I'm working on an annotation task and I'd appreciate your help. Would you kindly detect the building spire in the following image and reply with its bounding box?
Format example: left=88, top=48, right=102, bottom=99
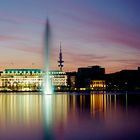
left=58, top=42, right=64, bottom=71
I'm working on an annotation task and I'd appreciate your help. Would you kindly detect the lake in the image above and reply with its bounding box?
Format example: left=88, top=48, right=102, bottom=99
left=0, top=92, right=140, bottom=140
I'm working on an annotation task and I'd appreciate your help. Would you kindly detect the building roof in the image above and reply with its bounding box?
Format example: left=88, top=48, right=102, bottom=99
left=3, top=69, right=66, bottom=75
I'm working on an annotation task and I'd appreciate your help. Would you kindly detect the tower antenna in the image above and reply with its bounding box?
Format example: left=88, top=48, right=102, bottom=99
left=58, top=42, right=64, bottom=71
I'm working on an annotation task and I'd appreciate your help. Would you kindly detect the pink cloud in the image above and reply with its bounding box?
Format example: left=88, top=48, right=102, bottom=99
left=94, top=32, right=140, bottom=50
left=0, top=35, right=21, bottom=41
left=57, top=7, right=140, bottom=50
left=60, top=47, right=140, bottom=73
left=10, top=45, right=43, bottom=54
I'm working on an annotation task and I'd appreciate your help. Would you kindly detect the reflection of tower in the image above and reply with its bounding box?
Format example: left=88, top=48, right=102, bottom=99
left=58, top=42, right=64, bottom=71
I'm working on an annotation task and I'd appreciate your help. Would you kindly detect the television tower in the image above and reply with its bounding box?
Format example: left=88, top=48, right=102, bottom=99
left=58, top=42, right=64, bottom=71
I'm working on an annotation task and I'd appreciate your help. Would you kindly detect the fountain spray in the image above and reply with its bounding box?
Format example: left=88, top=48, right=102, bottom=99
left=43, top=19, right=52, bottom=94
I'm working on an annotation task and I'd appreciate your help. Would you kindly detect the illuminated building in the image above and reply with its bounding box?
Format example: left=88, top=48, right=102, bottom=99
left=90, top=80, right=106, bottom=90
left=0, top=69, right=67, bottom=91
left=66, top=72, right=77, bottom=90
left=50, top=70, right=67, bottom=90
left=77, top=65, right=105, bottom=89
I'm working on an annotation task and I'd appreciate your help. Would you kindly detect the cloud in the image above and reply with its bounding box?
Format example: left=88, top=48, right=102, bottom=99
left=104, top=59, right=140, bottom=64
left=57, top=6, right=140, bottom=50
left=11, top=45, right=42, bottom=54
left=63, top=51, right=107, bottom=64
left=0, top=12, right=45, bottom=25
left=0, top=35, right=22, bottom=41
left=95, top=33, right=140, bottom=50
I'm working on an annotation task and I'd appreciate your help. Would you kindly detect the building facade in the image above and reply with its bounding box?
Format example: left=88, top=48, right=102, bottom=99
left=90, top=80, right=106, bottom=90
left=66, top=72, right=77, bottom=90
left=0, top=69, right=67, bottom=91
left=77, top=65, right=105, bottom=89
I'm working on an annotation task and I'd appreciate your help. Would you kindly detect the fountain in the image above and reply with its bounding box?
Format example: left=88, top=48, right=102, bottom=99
left=43, top=19, right=53, bottom=95
left=42, top=20, right=54, bottom=140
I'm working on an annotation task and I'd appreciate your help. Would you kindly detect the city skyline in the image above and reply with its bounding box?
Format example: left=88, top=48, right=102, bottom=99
left=0, top=0, right=140, bottom=73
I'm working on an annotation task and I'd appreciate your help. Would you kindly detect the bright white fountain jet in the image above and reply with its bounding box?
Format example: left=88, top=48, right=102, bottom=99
left=43, top=19, right=53, bottom=95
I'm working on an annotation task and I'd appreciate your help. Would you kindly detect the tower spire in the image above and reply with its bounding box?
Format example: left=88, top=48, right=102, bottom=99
left=58, top=42, right=64, bottom=71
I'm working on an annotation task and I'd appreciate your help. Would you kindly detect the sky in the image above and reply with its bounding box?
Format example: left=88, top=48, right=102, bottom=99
left=0, top=0, right=140, bottom=73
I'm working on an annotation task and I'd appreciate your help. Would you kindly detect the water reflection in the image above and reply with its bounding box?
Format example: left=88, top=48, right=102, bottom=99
left=0, top=92, right=140, bottom=140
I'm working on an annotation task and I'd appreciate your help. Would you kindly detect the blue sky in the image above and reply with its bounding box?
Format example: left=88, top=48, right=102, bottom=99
left=0, top=0, right=140, bottom=73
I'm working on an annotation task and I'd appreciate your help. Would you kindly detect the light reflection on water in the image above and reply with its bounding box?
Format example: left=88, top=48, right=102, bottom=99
left=0, top=92, right=140, bottom=140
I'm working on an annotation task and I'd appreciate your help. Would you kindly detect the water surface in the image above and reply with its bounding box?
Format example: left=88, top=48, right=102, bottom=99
left=0, top=92, right=140, bottom=140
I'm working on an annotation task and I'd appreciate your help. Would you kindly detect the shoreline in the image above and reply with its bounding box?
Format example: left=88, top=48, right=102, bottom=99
left=0, top=90, right=140, bottom=93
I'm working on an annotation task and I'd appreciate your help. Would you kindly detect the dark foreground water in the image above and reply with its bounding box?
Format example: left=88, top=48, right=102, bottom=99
left=0, top=92, right=140, bottom=140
